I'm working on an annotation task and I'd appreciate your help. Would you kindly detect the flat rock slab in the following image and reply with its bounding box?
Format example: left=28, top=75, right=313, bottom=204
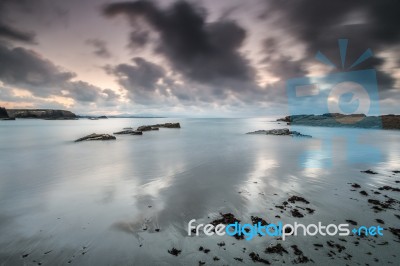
left=136, top=123, right=180, bottom=131
left=114, top=130, right=143, bottom=135
left=75, top=133, right=116, bottom=142
left=247, top=128, right=311, bottom=138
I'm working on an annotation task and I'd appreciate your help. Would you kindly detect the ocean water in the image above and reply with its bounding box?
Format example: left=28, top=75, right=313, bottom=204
left=0, top=118, right=399, bottom=265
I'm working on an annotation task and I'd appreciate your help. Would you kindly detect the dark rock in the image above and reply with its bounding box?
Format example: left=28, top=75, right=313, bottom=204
left=287, top=196, right=310, bottom=204
left=378, top=186, right=400, bottom=192
left=249, top=252, right=270, bottom=264
left=359, top=190, right=368, bottom=196
left=234, top=258, right=243, bottom=262
left=375, top=219, right=385, bottom=224
left=291, top=209, right=304, bottom=218
left=368, top=198, right=398, bottom=210
left=389, top=227, right=400, bottom=240
left=247, top=128, right=311, bottom=138
left=251, top=216, right=269, bottom=226
left=305, top=207, right=315, bottom=214
left=210, top=213, right=243, bottom=239
left=346, top=219, right=358, bottom=225
left=351, top=183, right=361, bottom=188
left=155, top=123, right=180, bottom=128
left=168, top=248, right=181, bottom=256
left=113, top=130, right=143, bottom=135
left=211, top=213, right=240, bottom=226
left=137, top=125, right=153, bottom=131
left=291, top=245, right=312, bottom=264
left=75, top=133, right=116, bottom=142
left=265, top=243, right=288, bottom=255
left=361, top=169, right=378, bottom=174
left=137, top=123, right=180, bottom=131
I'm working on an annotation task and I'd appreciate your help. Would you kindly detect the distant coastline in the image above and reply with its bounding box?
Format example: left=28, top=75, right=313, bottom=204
left=277, top=113, right=400, bottom=130
left=0, top=107, right=165, bottom=120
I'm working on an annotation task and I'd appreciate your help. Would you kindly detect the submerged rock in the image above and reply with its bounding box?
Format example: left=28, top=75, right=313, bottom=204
left=168, top=248, right=181, bottom=256
left=113, top=130, right=143, bottom=135
left=247, top=128, right=311, bottom=138
left=75, top=133, right=116, bottom=142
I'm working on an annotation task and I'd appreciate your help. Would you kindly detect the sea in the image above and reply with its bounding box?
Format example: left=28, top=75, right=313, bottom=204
left=0, top=118, right=399, bottom=265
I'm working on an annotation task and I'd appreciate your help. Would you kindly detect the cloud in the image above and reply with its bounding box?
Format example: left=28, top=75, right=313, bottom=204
left=262, top=0, right=399, bottom=90
left=86, top=39, right=112, bottom=59
left=0, top=1, right=36, bottom=44
left=0, top=24, right=36, bottom=44
left=0, top=44, right=74, bottom=97
left=106, top=57, right=168, bottom=103
left=103, top=0, right=255, bottom=85
left=0, top=43, right=119, bottom=105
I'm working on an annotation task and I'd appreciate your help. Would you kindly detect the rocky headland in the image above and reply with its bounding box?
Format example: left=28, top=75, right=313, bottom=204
left=277, top=113, right=400, bottom=130
left=1, top=107, right=78, bottom=120
left=0, top=107, right=14, bottom=120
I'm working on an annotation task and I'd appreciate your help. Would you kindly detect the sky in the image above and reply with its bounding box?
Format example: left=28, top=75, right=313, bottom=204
left=0, top=0, right=399, bottom=117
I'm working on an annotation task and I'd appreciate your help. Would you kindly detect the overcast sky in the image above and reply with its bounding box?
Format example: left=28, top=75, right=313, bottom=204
left=0, top=0, right=399, bottom=116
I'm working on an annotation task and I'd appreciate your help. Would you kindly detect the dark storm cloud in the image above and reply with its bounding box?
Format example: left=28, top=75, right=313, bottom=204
left=261, top=38, right=308, bottom=80
left=106, top=57, right=167, bottom=103
left=262, top=0, right=399, bottom=91
left=129, top=30, right=150, bottom=48
left=0, top=24, right=36, bottom=44
left=103, top=0, right=255, bottom=85
left=0, top=43, right=117, bottom=104
left=86, top=39, right=112, bottom=59
left=0, top=44, right=74, bottom=97
left=111, top=57, right=165, bottom=92
left=0, top=1, right=36, bottom=44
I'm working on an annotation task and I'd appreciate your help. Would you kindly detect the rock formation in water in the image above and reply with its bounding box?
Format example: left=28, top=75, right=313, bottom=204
left=75, top=133, right=116, bottom=142
left=6, top=109, right=77, bottom=120
left=246, top=128, right=312, bottom=138
left=277, top=113, right=400, bottom=130
left=113, top=130, right=143, bottom=135
left=136, top=123, right=180, bottom=131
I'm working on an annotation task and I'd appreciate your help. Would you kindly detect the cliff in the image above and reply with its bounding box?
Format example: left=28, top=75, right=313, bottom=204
left=6, top=109, right=78, bottom=120
left=0, top=107, right=9, bottom=119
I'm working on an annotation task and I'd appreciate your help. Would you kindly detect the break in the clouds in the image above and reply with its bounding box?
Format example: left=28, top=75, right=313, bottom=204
left=0, top=0, right=399, bottom=115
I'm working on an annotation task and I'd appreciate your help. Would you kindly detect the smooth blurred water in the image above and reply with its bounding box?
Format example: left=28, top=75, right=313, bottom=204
left=0, top=118, right=399, bottom=265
